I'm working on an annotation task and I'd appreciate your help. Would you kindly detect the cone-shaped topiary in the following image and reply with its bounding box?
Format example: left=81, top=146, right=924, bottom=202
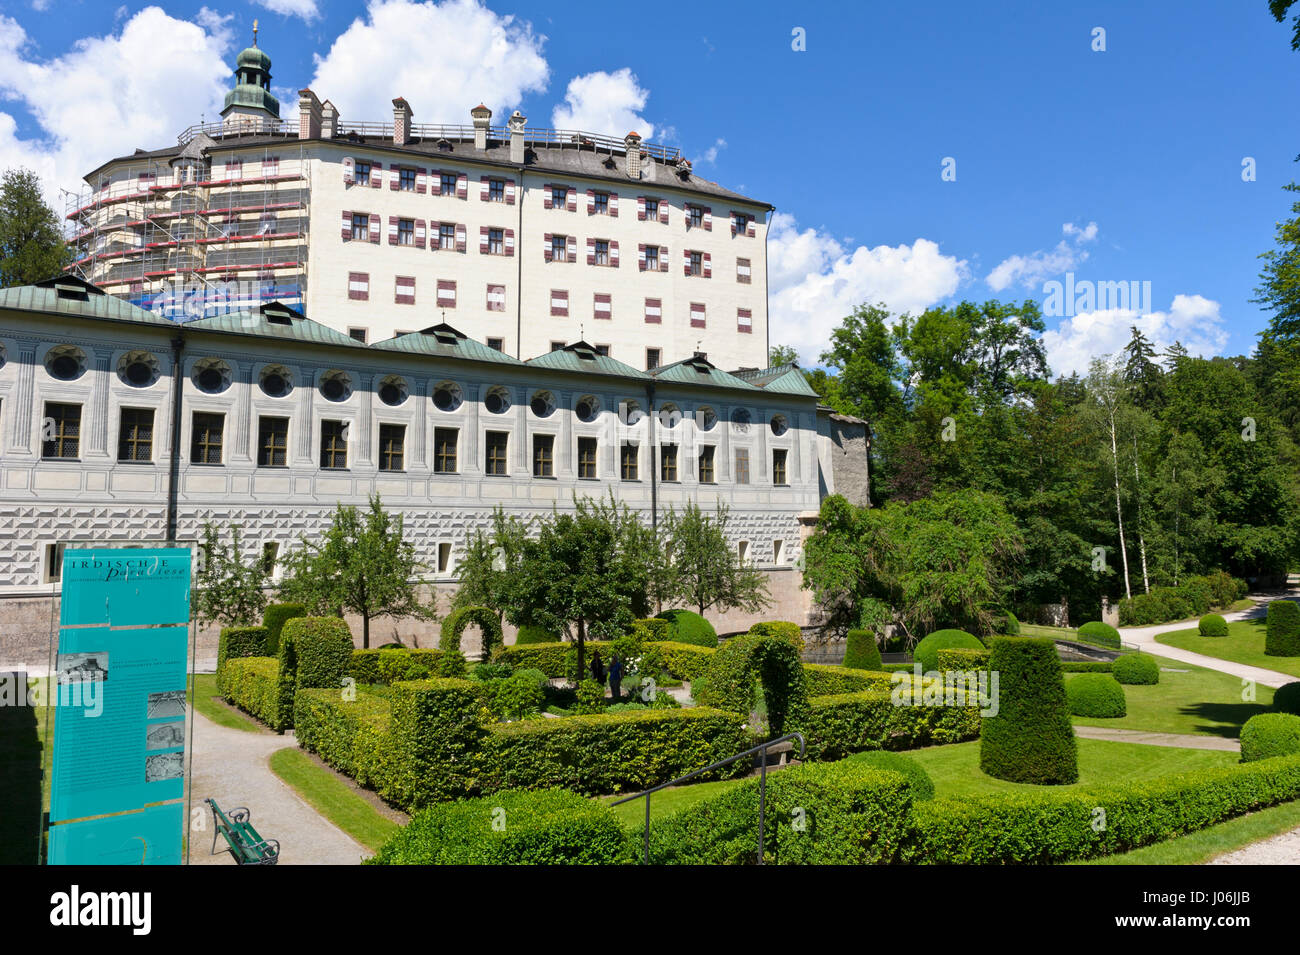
left=1198, top=613, right=1228, bottom=637
left=842, top=629, right=883, bottom=670
left=1113, top=653, right=1160, bottom=685
left=1274, top=681, right=1300, bottom=716
left=913, top=629, right=983, bottom=672
left=1265, top=600, right=1300, bottom=657
left=1239, top=713, right=1300, bottom=762
left=980, top=637, right=1078, bottom=784
left=1066, top=673, right=1127, bottom=718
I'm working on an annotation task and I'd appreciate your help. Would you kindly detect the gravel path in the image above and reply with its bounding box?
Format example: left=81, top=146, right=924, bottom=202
left=1207, top=827, right=1300, bottom=865
left=187, top=704, right=366, bottom=866
left=1072, top=726, right=1240, bottom=752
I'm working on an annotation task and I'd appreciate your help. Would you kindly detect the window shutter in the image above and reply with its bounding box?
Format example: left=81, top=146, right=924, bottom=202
left=637, top=197, right=646, bottom=221
left=703, top=207, right=712, bottom=231
left=369, top=214, right=380, bottom=243
left=431, top=171, right=442, bottom=196
left=594, top=293, right=611, bottom=320
left=371, top=162, right=383, bottom=188
left=567, top=236, right=577, bottom=263
left=456, top=173, right=468, bottom=199
left=703, top=252, right=712, bottom=278
left=644, top=298, right=661, bottom=324
left=504, top=228, right=515, bottom=256
left=551, top=289, right=568, bottom=317
left=586, top=238, right=595, bottom=266
left=348, top=271, right=369, bottom=301
left=586, top=189, right=595, bottom=214
left=390, top=167, right=401, bottom=191
left=395, top=275, right=415, bottom=305
left=566, top=190, right=577, bottom=212
left=638, top=243, right=646, bottom=271
left=730, top=214, right=737, bottom=238
left=506, top=180, right=516, bottom=205
left=683, top=249, right=691, bottom=276
left=487, top=284, right=505, bottom=311
left=341, top=211, right=352, bottom=241
left=417, top=168, right=427, bottom=194
left=747, top=219, right=756, bottom=238
left=479, top=226, right=489, bottom=255
left=660, top=245, right=669, bottom=272
left=543, top=185, right=552, bottom=210
left=437, top=279, right=457, bottom=308
left=544, top=232, right=554, bottom=262
left=343, top=157, right=355, bottom=186
left=610, top=240, right=620, bottom=267
left=737, top=308, right=753, bottom=333
left=609, top=193, right=619, bottom=218
left=388, top=215, right=399, bottom=245
left=659, top=201, right=669, bottom=224
left=691, top=303, right=707, bottom=328
left=415, top=219, right=426, bottom=249
left=479, top=176, right=490, bottom=201
left=455, top=223, right=467, bottom=252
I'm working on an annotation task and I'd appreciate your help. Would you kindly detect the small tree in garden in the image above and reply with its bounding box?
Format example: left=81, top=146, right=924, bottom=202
left=980, top=637, right=1078, bottom=784
left=278, top=494, right=435, bottom=649
left=450, top=507, right=530, bottom=624
left=658, top=501, right=770, bottom=618
left=192, top=522, right=267, bottom=629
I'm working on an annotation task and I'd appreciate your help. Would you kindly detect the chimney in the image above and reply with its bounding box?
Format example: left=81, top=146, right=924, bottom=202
left=507, top=109, right=526, bottom=164
left=624, top=131, right=642, bottom=179
left=297, top=88, right=321, bottom=140
left=392, top=97, right=413, bottom=145
left=321, top=100, right=338, bottom=138
left=470, top=103, right=492, bottom=150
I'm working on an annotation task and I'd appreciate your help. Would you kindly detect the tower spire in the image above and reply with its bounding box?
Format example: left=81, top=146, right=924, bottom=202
left=253, top=19, right=259, bottom=47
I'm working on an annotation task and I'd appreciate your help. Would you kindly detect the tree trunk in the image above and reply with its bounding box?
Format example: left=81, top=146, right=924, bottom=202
left=1132, top=433, right=1150, bottom=595
left=576, top=617, right=586, bottom=687
left=362, top=613, right=370, bottom=649
left=1108, top=409, right=1132, bottom=601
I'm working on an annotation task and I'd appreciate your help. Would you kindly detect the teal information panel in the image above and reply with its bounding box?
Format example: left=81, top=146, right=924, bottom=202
left=48, top=548, right=191, bottom=865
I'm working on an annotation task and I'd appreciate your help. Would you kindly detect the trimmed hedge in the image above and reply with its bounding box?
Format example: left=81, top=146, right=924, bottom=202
left=842, top=629, right=883, bottom=671
left=294, top=688, right=395, bottom=789
left=482, top=708, right=752, bottom=795
left=698, top=632, right=809, bottom=736
left=935, top=648, right=991, bottom=671
left=1077, top=621, right=1121, bottom=649
left=1266, top=600, right=1300, bottom=657
left=845, top=751, right=935, bottom=801
left=492, top=641, right=610, bottom=679
left=798, top=688, right=982, bottom=761
left=747, top=621, right=805, bottom=652
left=650, top=641, right=716, bottom=681
left=1240, top=713, right=1300, bottom=762
left=803, top=664, right=893, bottom=697
left=513, top=625, right=559, bottom=645
left=262, top=603, right=306, bottom=654
left=646, top=761, right=914, bottom=865
left=1118, top=571, right=1248, bottom=626
left=440, top=606, right=504, bottom=661
left=369, top=789, right=631, bottom=865
left=350, top=648, right=442, bottom=685
left=905, top=753, right=1300, bottom=864
left=384, top=679, right=489, bottom=809
left=1066, top=674, right=1127, bottom=718
left=221, top=657, right=282, bottom=729
left=980, top=637, right=1078, bottom=784
left=1274, top=682, right=1300, bottom=716
left=1060, top=661, right=1114, bottom=673
left=1198, top=613, right=1228, bottom=637
left=216, top=626, right=269, bottom=693
left=285, top=617, right=355, bottom=691
left=654, top=609, right=718, bottom=648
left=631, top=618, right=672, bottom=642
left=1112, top=653, right=1160, bottom=685
left=912, top=629, right=983, bottom=672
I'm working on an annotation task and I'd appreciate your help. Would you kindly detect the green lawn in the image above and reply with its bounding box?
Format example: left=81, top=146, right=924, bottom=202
left=603, top=777, right=747, bottom=829
left=267, top=748, right=401, bottom=852
left=1157, top=618, right=1300, bottom=680
left=1076, top=797, right=1300, bottom=865
left=187, top=672, right=265, bottom=733
left=1067, top=653, right=1274, bottom=738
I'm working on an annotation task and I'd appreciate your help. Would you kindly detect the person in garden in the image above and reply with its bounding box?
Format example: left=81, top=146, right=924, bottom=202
left=590, top=648, right=606, bottom=686
left=608, top=654, right=624, bottom=700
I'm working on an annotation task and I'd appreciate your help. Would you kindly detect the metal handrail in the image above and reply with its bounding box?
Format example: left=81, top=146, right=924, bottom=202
left=611, top=731, right=806, bottom=865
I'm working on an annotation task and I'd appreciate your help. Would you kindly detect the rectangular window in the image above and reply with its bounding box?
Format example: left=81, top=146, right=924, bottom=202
left=42, top=403, right=81, bottom=459
left=440, top=172, right=457, bottom=195
left=551, top=234, right=568, bottom=261
left=734, top=448, right=750, bottom=485
left=44, top=542, right=66, bottom=584
left=320, top=420, right=348, bottom=469
left=551, top=185, right=567, bottom=208
left=350, top=214, right=370, bottom=241
left=646, top=348, right=660, bottom=370
left=620, top=443, right=639, bottom=481
left=379, top=423, right=406, bottom=472
left=645, top=245, right=660, bottom=271
left=687, top=205, right=703, bottom=229
left=594, top=240, right=610, bottom=266
left=738, top=540, right=751, bottom=564
left=399, top=168, right=416, bottom=191
left=488, top=228, right=503, bottom=255
left=349, top=327, right=368, bottom=343
left=488, top=178, right=505, bottom=202
left=644, top=198, right=660, bottom=220
left=191, top=412, right=223, bottom=464
left=578, top=437, right=598, bottom=479
left=486, top=284, right=505, bottom=312
left=438, top=542, right=453, bottom=574
left=550, top=341, right=566, bottom=352
left=737, top=257, right=752, bottom=283
left=773, top=448, right=788, bottom=485
left=773, top=540, right=785, bottom=564
left=117, top=408, right=153, bottom=462
left=398, top=218, right=414, bottom=245
left=433, top=428, right=458, bottom=474
left=533, top=434, right=554, bottom=477
left=593, top=192, right=609, bottom=215
left=437, top=279, right=456, bottom=309
left=485, top=431, right=509, bottom=475
left=257, top=416, right=289, bottom=468
left=660, top=444, right=678, bottom=482
left=262, top=542, right=279, bottom=577
left=356, top=162, right=372, bottom=187
left=689, top=251, right=703, bottom=276
left=437, top=222, right=456, bottom=249
left=732, top=212, right=750, bottom=235
left=594, top=344, right=610, bottom=356
left=698, top=445, right=715, bottom=483
left=348, top=271, right=369, bottom=301
left=487, top=337, right=505, bottom=352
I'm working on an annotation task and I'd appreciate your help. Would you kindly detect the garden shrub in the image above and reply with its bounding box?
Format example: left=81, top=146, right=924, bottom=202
left=1274, top=682, right=1300, bottom=716
left=747, top=621, right=805, bottom=652
left=798, top=689, right=982, bottom=761
left=1265, top=600, right=1300, bottom=657
left=439, top=606, right=504, bottom=661
left=434, top=650, right=468, bottom=679
left=480, top=672, right=546, bottom=721
left=1001, top=610, right=1021, bottom=636
left=842, top=629, right=883, bottom=671
left=471, top=662, right=514, bottom=682
left=979, top=637, right=1078, bottom=784
left=513, top=625, right=559, bottom=645
left=1117, top=572, right=1248, bottom=626
left=655, top=609, right=718, bottom=648
left=648, top=641, right=715, bottom=681
left=351, top=648, right=441, bottom=686
left=1060, top=661, right=1114, bottom=673
left=646, top=761, right=914, bottom=865
left=698, top=632, right=809, bottom=736
left=912, top=629, right=983, bottom=672
left=286, top=617, right=357, bottom=692
left=220, top=657, right=282, bottom=728
left=1066, top=674, right=1127, bottom=718
left=369, top=788, right=631, bottom=865
left=262, top=603, right=306, bottom=655
left=493, top=642, right=580, bottom=678
left=631, top=618, right=672, bottom=642
left=1198, top=613, right=1229, bottom=637
left=935, top=648, right=991, bottom=671
left=803, top=664, right=892, bottom=697
left=216, top=626, right=269, bottom=693
left=1077, top=621, right=1121, bottom=649
left=481, top=708, right=752, bottom=796
left=1239, top=713, right=1300, bottom=762
left=845, top=751, right=935, bottom=801
left=294, top=688, right=395, bottom=789
left=1112, top=653, right=1160, bottom=685
left=384, top=678, right=489, bottom=809
left=572, top=680, right=606, bottom=714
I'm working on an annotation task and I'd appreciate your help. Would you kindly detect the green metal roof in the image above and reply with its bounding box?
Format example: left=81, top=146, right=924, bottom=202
left=0, top=278, right=176, bottom=328
left=187, top=303, right=364, bottom=348
left=371, top=323, right=525, bottom=365
left=526, top=341, right=649, bottom=379
left=731, top=362, right=821, bottom=397
left=651, top=353, right=761, bottom=391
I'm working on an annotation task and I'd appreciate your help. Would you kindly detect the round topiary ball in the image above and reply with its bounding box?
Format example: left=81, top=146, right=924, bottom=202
left=655, top=609, right=719, bottom=648
left=1112, top=653, right=1160, bottom=685
left=1198, top=613, right=1229, bottom=637
left=513, top=625, right=560, bottom=645
left=1077, top=621, right=1121, bottom=648
left=1066, top=673, right=1127, bottom=718
left=842, top=629, right=883, bottom=670
left=980, top=637, right=1079, bottom=784
left=1265, top=600, right=1300, bottom=657
left=847, top=751, right=935, bottom=800
left=1239, top=713, right=1300, bottom=762
left=1273, top=681, right=1300, bottom=716
left=913, top=629, right=984, bottom=672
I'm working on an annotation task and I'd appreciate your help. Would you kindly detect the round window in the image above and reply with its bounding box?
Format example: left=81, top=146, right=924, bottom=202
left=198, top=367, right=223, bottom=392
left=433, top=382, right=463, bottom=412
left=770, top=414, right=789, bottom=436
left=485, top=387, right=510, bottom=415
left=322, top=378, right=345, bottom=401
left=379, top=383, right=401, bottom=406
left=697, top=407, right=717, bottom=431
left=125, top=360, right=153, bottom=386
left=260, top=365, right=292, bottom=397
left=530, top=391, right=556, bottom=418
left=576, top=396, right=600, bottom=423
left=49, top=354, right=81, bottom=380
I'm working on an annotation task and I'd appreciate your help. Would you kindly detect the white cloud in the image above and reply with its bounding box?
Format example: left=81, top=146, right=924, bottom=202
left=551, top=67, right=654, bottom=139
left=0, top=7, right=233, bottom=202
left=311, top=0, right=548, bottom=123
left=691, top=137, right=725, bottom=166
left=767, top=213, right=968, bottom=364
left=31, top=0, right=51, bottom=11
left=254, top=0, right=322, bottom=23
left=1042, top=293, right=1229, bottom=378
left=986, top=220, right=1099, bottom=292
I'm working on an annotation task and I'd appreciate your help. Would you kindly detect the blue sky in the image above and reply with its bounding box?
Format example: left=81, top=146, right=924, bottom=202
left=0, top=0, right=1295, bottom=373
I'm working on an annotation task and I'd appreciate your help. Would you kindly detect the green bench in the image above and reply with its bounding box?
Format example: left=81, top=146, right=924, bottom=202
left=207, top=798, right=280, bottom=865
